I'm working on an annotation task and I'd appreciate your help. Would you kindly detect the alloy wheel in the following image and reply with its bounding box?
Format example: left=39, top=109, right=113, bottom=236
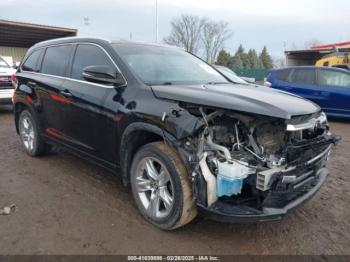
left=135, top=157, right=174, bottom=219
left=20, top=116, right=35, bottom=152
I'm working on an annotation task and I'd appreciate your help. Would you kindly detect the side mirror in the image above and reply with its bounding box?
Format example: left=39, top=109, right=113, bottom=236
left=82, top=65, right=126, bottom=86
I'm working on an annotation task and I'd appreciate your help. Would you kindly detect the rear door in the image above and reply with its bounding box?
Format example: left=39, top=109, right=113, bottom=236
left=283, top=68, right=327, bottom=105
left=38, top=44, right=74, bottom=140
left=316, top=68, right=350, bottom=117
left=60, top=43, right=119, bottom=163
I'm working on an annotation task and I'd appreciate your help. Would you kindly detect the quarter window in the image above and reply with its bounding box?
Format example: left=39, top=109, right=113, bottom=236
left=291, top=69, right=316, bottom=85
left=318, top=70, right=350, bottom=88
left=41, top=45, right=72, bottom=77
left=22, top=49, right=43, bottom=72
left=71, top=44, right=114, bottom=80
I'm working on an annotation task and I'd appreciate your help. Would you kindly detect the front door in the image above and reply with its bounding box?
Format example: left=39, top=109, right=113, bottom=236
left=60, top=43, right=120, bottom=163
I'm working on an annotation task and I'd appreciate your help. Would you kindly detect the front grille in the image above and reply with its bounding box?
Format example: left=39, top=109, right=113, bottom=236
left=0, top=82, right=13, bottom=88
left=289, top=112, right=321, bottom=125
left=284, top=132, right=337, bottom=167
left=263, top=168, right=318, bottom=208
left=0, top=76, right=12, bottom=89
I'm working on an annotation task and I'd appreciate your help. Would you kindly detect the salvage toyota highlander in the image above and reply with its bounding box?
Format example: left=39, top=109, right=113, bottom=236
left=13, top=37, right=340, bottom=230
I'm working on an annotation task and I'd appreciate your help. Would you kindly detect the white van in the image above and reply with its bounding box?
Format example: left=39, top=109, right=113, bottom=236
left=0, top=56, right=16, bottom=105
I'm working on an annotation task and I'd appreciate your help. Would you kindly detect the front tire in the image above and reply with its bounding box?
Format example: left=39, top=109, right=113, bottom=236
left=18, top=110, right=49, bottom=157
left=130, top=142, right=197, bottom=230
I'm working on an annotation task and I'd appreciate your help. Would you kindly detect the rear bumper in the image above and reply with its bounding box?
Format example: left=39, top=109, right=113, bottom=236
left=0, top=88, right=14, bottom=105
left=198, top=168, right=329, bottom=223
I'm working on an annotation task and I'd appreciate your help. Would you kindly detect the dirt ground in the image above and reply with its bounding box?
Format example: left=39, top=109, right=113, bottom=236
left=0, top=105, right=349, bottom=255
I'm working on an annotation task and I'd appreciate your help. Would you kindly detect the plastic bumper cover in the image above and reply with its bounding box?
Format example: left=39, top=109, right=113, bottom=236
left=197, top=167, right=329, bottom=223
left=0, top=88, right=14, bottom=105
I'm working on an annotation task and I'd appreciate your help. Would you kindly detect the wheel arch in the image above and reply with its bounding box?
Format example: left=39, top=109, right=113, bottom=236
left=119, top=122, right=176, bottom=187
left=14, top=102, right=32, bottom=134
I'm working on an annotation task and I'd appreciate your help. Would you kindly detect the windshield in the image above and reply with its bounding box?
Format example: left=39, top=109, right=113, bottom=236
left=214, top=66, right=248, bottom=84
left=112, top=44, right=229, bottom=85
left=0, top=57, right=10, bottom=68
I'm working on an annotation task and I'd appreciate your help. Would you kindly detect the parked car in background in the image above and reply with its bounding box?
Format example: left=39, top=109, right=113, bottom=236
left=266, top=66, right=350, bottom=119
left=214, top=65, right=255, bottom=84
left=13, top=37, right=339, bottom=230
left=0, top=56, right=16, bottom=105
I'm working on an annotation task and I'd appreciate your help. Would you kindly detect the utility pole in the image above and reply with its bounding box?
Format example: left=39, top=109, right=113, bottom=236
left=283, top=41, right=287, bottom=66
left=84, top=16, right=90, bottom=26
left=155, top=0, right=159, bottom=42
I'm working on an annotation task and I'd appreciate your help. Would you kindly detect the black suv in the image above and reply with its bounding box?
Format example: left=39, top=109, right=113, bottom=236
left=13, top=37, right=340, bottom=230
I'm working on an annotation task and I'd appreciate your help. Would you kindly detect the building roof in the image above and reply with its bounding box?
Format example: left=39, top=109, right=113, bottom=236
left=0, top=19, right=77, bottom=48
left=312, top=41, right=350, bottom=50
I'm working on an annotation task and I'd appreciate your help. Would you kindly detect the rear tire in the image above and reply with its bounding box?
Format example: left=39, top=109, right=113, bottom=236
left=18, top=110, right=50, bottom=157
left=130, top=142, right=197, bottom=230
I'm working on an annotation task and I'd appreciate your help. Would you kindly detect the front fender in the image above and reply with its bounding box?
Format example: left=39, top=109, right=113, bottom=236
left=119, top=121, right=177, bottom=186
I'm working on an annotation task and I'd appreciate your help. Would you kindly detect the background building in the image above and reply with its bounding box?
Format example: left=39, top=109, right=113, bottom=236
left=0, top=19, right=77, bottom=65
left=285, top=42, right=350, bottom=66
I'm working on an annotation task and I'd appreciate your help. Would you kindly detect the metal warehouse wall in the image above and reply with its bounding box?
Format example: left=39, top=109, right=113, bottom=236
left=0, top=46, right=28, bottom=63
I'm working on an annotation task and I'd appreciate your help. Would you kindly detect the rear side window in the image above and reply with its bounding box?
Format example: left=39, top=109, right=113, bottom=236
left=318, top=69, right=350, bottom=88
left=71, top=44, right=114, bottom=80
left=290, top=69, right=316, bottom=85
left=274, top=69, right=291, bottom=82
left=41, top=45, right=72, bottom=77
left=22, top=49, right=43, bottom=72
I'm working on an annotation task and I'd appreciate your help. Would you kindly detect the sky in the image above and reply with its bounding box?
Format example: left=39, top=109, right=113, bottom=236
left=1, top=0, right=350, bottom=58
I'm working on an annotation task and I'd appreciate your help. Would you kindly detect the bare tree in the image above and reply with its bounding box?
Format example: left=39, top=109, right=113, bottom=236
left=273, top=57, right=287, bottom=68
left=202, top=20, right=232, bottom=64
left=304, top=38, right=322, bottom=49
left=163, top=15, right=205, bottom=54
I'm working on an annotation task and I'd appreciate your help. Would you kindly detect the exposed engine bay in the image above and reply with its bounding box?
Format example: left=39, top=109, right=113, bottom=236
left=177, top=107, right=340, bottom=214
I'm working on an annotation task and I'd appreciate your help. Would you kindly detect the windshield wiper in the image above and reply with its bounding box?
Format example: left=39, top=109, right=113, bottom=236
left=205, top=81, right=230, bottom=85
left=161, top=82, right=173, bottom=85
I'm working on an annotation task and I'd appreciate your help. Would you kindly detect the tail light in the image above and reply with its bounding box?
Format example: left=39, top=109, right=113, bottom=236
left=11, top=74, right=17, bottom=82
left=11, top=74, right=18, bottom=88
left=264, top=81, right=272, bottom=88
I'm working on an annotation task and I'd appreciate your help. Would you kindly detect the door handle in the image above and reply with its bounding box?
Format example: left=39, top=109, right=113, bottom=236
left=60, top=90, right=72, bottom=97
left=27, top=81, right=36, bottom=87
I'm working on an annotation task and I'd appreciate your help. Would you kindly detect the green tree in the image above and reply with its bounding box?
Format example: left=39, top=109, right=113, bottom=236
left=235, top=44, right=250, bottom=69
left=216, top=49, right=231, bottom=66
left=228, top=54, right=243, bottom=70
left=259, top=46, right=274, bottom=69
left=248, top=49, right=263, bottom=69
left=236, top=44, right=244, bottom=55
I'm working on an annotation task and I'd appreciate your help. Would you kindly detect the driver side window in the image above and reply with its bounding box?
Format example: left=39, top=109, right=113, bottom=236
left=71, top=44, right=115, bottom=81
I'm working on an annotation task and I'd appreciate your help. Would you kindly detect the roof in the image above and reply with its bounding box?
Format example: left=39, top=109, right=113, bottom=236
left=30, top=37, right=182, bottom=51
left=31, top=36, right=111, bottom=48
left=286, top=42, right=350, bottom=55
left=0, top=19, right=77, bottom=48
left=312, top=41, right=350, bottom=50
left=272, top=66, right=350, bottom=73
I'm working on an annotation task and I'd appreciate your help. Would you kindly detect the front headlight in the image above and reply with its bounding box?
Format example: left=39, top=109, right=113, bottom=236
left=320, top=111, right=328, bottom=125
left=287, top=111, right=328, bottom=131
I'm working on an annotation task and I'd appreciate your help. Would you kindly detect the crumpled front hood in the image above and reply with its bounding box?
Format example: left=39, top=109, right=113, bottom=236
left=151, top=83, right=320, bottom=119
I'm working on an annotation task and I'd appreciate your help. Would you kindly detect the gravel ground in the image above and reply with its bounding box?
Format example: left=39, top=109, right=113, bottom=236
left=0, top=105, right=349, bottom=255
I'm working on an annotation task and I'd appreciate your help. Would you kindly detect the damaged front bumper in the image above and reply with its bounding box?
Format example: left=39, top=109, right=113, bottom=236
left=174, top=107, right=340, bottom=224
left=197, top=167, right=328, bottom=223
